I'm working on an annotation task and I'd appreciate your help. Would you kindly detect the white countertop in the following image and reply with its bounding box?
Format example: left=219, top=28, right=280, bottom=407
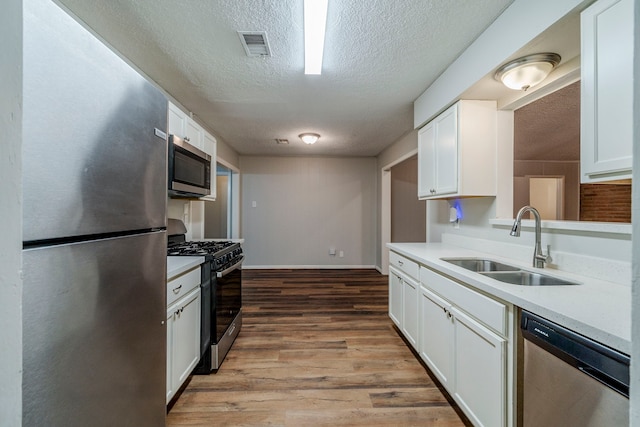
left=387, top=242, right=631, bottom=355
left=167, top=256, right=205, bottom=280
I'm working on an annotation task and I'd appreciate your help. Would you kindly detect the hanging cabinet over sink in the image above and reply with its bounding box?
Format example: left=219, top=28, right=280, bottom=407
left=418, top=100, right=497, bottom=199
left=580, top=0, right=634, bottom=183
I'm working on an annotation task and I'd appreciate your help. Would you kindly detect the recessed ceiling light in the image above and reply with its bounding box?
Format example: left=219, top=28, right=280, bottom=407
left=304, top=0, right=328, bottom=75
left=299, top=133, right=320, bottom=144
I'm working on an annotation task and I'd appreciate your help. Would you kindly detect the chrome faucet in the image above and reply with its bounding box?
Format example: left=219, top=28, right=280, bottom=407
left=510, top=206, right=550, bottom=268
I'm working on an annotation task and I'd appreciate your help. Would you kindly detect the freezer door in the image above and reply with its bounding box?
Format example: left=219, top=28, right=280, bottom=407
left=22, top=0, right=167, bottom=242
left=22, top=231, right=166, bottom=427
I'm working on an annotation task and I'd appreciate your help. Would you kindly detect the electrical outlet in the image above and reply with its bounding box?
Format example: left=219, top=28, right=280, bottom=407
left=339, top=251, right=344, bottom=258
left=329, top=247, right=336, bottom=256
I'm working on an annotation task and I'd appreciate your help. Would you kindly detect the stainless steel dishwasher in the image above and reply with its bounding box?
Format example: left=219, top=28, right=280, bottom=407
left=520, top=311, right=629, bottom=427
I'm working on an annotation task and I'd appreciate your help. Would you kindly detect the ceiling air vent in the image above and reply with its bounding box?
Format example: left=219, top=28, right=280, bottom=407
left=238, top=31, right=271, bottom=57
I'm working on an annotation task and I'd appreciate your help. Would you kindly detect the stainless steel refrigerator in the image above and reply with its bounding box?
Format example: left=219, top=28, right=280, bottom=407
left=22, top=0, right=168, bottom=425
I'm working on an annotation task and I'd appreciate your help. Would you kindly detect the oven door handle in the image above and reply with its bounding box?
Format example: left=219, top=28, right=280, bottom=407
left=216, top=255, right=244, bottom=278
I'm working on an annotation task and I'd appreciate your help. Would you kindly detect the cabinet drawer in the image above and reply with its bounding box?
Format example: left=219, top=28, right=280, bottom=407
left=420, top=266, right=507, bottom=336
left=389, top=251, right=419, bottom=280
left=167, top=266, right=201, bottom=307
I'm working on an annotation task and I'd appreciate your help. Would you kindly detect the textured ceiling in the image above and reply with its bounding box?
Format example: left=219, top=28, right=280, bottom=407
left=514, top=81, right=580, bottom=161
left=56, top=0, right=514, bottom=156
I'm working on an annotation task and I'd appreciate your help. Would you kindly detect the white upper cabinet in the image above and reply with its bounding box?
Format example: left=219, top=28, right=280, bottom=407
left=167, top=101, right=217, bottom=200
left=580, top=0, right=634, bottom=183
left=168, top=102, right=187, bottom=139
left=418, top=100, right=497, bottom=199
left=168, top=101, right=203, bottom=150
left=200, top=132, right=217, bottom=201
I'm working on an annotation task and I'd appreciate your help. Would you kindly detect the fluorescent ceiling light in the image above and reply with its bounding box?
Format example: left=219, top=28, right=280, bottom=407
left=304, top=0, right=328, bottom=75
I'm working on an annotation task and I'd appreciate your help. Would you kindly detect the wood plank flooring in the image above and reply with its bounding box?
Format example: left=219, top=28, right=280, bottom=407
left=167, top=269, right=471, bottom=426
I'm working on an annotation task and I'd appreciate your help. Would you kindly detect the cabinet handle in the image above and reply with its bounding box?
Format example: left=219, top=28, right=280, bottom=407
left=398, top=260, right=404, bottom=266
left=447, top=310, right=453, bottom=319
left=184, top=137, right=190, bottom=142
left=172, top=284, right=182, bottom=294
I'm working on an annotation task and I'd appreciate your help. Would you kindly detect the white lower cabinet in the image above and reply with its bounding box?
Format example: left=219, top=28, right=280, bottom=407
left=166, top=267, right=202, bottom=404
left=451, top=307, right=506, bottom=427
left=419, top=286, right=453, bottom=389
left=389, top=263, right=419, bottom=349
left=389, top=268, right=403, bottom=327
left=401, top=274, right=419, bottom=348
left=418, top=266, right=512, bottom=427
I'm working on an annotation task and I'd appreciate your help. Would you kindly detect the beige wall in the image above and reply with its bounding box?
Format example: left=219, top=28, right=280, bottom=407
left=240, top=156, right=377, bottom=267
left=376, top=130, right=419, bottom=268
left=204, top=174, right=229, bottom=238
left=391, top=156, right=426, bottom=242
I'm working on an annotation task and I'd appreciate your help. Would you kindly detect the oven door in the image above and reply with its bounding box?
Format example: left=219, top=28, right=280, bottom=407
left=214, top=256, right=243, bottom=343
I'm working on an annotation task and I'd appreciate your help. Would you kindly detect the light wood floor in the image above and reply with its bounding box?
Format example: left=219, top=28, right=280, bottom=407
left=167, top=269, right=470, bottom=427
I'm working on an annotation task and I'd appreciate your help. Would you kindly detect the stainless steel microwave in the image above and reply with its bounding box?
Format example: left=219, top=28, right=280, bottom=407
left=168, top=134, right=211, bottom=198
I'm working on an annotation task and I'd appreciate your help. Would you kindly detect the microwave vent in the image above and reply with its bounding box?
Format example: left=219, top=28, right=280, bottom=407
left=238, top=31, right=271, bottom=57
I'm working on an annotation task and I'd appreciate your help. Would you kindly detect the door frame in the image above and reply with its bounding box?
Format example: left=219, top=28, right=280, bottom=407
left=380, top=148, right=418, bottom=275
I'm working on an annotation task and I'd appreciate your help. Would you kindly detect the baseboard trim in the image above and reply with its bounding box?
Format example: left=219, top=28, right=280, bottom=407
left=243, top=265, right=378, bottom=270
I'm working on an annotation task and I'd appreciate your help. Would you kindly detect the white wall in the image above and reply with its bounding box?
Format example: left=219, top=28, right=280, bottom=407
left=630, top=0, right=640, bottom=422
left=240, top=156, right=377, bottom=268
left=0, top=0, right=22, bottom=424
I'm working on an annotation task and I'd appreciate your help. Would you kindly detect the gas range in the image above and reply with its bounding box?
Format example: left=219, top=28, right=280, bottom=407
left=166, top=219, right=243, bottom=373
left=167, top=240, right=242, bottom=270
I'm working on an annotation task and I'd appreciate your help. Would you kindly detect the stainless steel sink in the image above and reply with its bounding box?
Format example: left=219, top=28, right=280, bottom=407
left=480, top=271, right=579, bottom=286
left=442, top=257, right=521, bottom=272
left=441, top=257, right=579, bottom=286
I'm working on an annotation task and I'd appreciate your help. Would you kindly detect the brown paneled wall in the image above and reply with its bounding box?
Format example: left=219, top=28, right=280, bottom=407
left=580, top=184, right=632, bottom=222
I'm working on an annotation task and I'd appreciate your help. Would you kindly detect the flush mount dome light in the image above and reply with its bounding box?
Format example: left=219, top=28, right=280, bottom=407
left=495, top=53, right=561, bottom=91
left=299, top=133, right=320, bottom=144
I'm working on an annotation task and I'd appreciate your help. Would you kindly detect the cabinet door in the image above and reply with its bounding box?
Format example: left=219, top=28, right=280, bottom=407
left=401, top=275, right=419, bottom=349
left=200, top=132, right=217, bottom=201
left=168, top=102, right=187, bottom=138
left=419, top=286, right=454, bottom=388
left=452, top=306, right=506, bottom=427
left=170, top=288, right=202, bottom=394
left=433, top=104, right=458, bottom=195
left=388, top=267, right=403, bottom=328
left=418, top=122, right=436, bottom=198
left=166, top=309, right=174, bottom=404
left=581, top=0, right=633, bottom=182
left=185, top=119, right=204, bottom=150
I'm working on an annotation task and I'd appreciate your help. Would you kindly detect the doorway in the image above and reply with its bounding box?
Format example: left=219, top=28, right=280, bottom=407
left=380, top=150, right=426, bottom=275
left=204, top=162, right=240, bottom=239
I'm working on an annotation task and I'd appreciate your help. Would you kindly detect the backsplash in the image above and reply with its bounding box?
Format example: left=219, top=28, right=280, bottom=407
left=580, top=183, right=632, bottom=222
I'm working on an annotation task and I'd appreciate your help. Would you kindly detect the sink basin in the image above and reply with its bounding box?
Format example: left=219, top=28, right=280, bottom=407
left=441, top=257, right=580, bottom=286
left=442, top=258, right=521, bottom=273
left=480, top=271, right=579, bottom=286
